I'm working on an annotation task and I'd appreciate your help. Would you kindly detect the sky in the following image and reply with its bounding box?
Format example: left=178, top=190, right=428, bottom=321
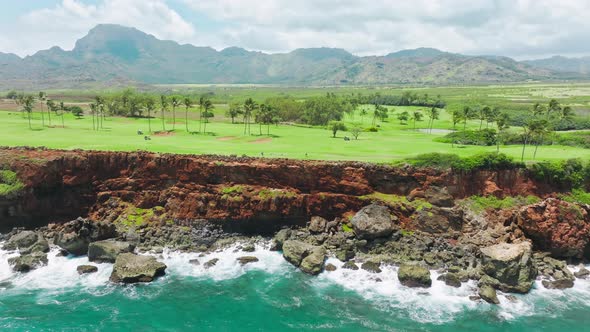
left=0, top=0, right=589, bottom=60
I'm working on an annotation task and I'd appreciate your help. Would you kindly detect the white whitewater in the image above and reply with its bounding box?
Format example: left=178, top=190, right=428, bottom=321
left=1, top=241, right=589, bottom=324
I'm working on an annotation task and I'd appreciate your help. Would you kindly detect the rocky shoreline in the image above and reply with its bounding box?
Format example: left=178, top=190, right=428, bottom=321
left=0, top=148, right=589, bottom=304
left=2, top=194, right=589, bottom=304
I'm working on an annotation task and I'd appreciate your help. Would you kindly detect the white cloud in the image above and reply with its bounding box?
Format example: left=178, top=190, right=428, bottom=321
left=1, top=0, right=589, bottom=59
left=1, top=0, right=195, bottom=56
left=183, top=0, right=590, bottom=58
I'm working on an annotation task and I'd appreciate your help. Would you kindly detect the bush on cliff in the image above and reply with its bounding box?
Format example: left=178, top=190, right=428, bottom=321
left=529, top=158, right=590, bottom=190
left=0, top=169, right=24, bottom=199
left=402, top=152, right=524, bottom=172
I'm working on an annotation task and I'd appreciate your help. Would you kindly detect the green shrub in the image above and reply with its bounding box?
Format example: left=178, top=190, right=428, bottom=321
left=529, top=159, right=589, bottom=190
left=560, top=189, right=590, bottom=205
left=466, top=195, right=540, bottom=213
left=402, top=152, right=524, bottom=172
left=0, top=169, right=25, bottom=199
left=401, top=153, right=462, bottom=169
left=435, top=129, right=497, bottom=146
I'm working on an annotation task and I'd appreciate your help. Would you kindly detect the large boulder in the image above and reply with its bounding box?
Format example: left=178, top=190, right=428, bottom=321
left=480, top=242, right=536, bottom=293
left=109, top=253, right=167, bottom=283
left=517, top=198, right=590, bottom=258
left=270, top=229, right=292, bottom=251
left=398, top=264, right=432, bottom=288
left=308, top=216, right=327, bottom=234
left=351, top=204, right=395, bottom=239
left=478, top=284, right=500, bottom=304
left=3, top=231, right=49, bottom=254
left=77, top=265, right=98, bottom=275
left=54, top=218, right=117, bottom=256
left=8, top=252, right=48, bottom=272
left=282, top=240, right=326, bottom=275
left=411, top=207, right=463, bottom=234
left=424, top=186, right=455, bottom=207
left=88, top=240, right=135, bottom=263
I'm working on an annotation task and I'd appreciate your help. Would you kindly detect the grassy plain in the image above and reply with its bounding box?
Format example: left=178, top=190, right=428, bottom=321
left=1, top=87, right=589, bottom=163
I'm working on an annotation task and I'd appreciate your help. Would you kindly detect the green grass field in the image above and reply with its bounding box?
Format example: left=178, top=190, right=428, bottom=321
left=2, top=102, right=588, bottom=163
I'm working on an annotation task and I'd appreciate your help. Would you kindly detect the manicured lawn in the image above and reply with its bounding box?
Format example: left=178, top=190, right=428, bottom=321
left=1, top=107, right=589, bottom=163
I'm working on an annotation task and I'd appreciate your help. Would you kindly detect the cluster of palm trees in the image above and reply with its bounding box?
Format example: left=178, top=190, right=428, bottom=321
left=521, top=99, right=574, bottom=160
left=228, top=98, right=280, bottom=136
left=14, top=92, right=68, bottom=130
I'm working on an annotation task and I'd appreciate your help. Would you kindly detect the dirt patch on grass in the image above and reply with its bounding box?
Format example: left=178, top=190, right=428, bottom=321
left=217, top=136, right=236, bottom=141
left=153, top=131, right=176, bottom=137
left=250, top=137, right=272, bottom=144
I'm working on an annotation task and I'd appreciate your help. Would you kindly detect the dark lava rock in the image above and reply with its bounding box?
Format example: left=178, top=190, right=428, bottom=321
left=109, top=253, right=166, bottom=283
left=204, top=258, right=219, bottom=269
left=88, top=240, right=135, bottom=263
left=54, top=218, right=116, bottom=256
left=325, top=263, right=337, bottom=272
left=361, top=261, right=382, bottom=273
left=479, top=284, right=500, bottom=304
left=342, top=261, right=359, bottom=270
left=8, top=252, right=48, bottom=272
left=237, top=256, right=259, bottom=265
left=77, top=265, right=98, bottom=275
left=282, top=240, right=326, bottom=275
left=542, top=279, right=575, bottom=289
left=351, top=204, right=395, bottom=240
left=398, top=264, right=432, bottom=288
left=437, top=273, right=461, bottom=288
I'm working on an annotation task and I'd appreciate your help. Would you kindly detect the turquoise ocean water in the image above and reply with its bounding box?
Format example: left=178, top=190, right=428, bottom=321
left=1, top=244, right=589, bottom=331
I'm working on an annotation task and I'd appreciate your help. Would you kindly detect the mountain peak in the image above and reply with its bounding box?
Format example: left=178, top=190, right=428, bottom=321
left=386, top=48, right=447, bottom=58
left=289, top=47, right=355, bottom=61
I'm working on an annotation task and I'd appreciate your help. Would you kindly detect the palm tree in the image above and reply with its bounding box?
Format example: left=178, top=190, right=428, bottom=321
left=160, top=95, right=168, bottom=131
left=197, top=96, right=207, bottom=134
left=183, top=97, right=193, bottom=132
left=460, top=106, right=473, bottom=131
left=479, top=106, right=491, bottom=130
left=243, top=98, right=257, bottom=135
left=170, top=96, right=180, bottom=131
left=531, top=119, right=550, bottom=159
left=145, top=97, right=156, bottom=133
left=94, top=96, right=105, bottom=129
left=227, top=103, right=243, bottom=124
left=22, top=95, right=35, bottom=129
left=89, top=103, right=97, bottom=131
left=427, top=107, right=440, bottom=134
left=495, top=112, right=510, bottom=152
left=359, top=108, right=368, bottom=124
left=56, top=101, right=66, bottom=128
left=202, top=99, right=214, bottom=134
left=411, top=111, right=423, bottom=130
left=38, top=92, right=46, bottom=127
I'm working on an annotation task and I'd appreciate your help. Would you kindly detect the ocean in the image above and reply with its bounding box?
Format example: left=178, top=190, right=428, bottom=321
left=1, top=243, right=589, bottom=331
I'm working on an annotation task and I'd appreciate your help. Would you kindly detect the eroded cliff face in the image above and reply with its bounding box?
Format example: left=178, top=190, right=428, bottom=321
left=0, top=147, right=546, bottom=234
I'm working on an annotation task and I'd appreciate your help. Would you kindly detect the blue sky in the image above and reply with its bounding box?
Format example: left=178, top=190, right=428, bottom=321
left=1, top=0, right=589, bottom=60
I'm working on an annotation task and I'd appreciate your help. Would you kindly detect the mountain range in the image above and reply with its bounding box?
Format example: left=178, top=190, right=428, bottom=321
left=0, top=24, right=588, bottom=89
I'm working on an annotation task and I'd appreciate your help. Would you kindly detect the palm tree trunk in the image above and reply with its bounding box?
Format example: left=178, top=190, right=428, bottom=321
left=162, top=110, right=166, bottom=131
left=199, top=109, right=203, bottom=133
left=28, top=112, right=32, bottom=129
left=41, top=105, right=45, bottom=127
left=172, top=108, right=176, bottom=130
left=185, top=108, right=189, bottom=132
left=148, top=110, right=152, bottom=133
left=47, top=107, right=52, bottom=126
left=521, top=136, right=528, bottom=162
left=61, top=114, right=65, bottom=128
left=203, top=116, right=207, bottom=134
left=92, top=111, right=95, bottom=131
